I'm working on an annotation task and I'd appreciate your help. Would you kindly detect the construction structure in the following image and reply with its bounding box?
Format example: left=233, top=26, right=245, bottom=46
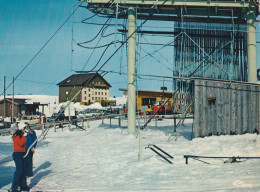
left=82, top=0, right=259, bottom=135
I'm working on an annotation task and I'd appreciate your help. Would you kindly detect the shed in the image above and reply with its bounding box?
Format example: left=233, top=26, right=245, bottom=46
left=193, top=79, right=260, bottom=137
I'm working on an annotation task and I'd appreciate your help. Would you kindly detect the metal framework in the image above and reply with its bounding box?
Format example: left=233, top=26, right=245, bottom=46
left=81, top=0, right=259, bottom=135
left=83, top=0, right=258, bottom=23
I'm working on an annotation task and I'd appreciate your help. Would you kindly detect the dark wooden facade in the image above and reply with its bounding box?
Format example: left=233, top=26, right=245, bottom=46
left=0, top=98, right=44, bottom=117
left=194, top=79, right=260, bottom=137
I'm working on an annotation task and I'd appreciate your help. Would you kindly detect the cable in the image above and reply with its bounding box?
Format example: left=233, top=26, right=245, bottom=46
left=77, top=17, right=112, bottom=45
left=89, top=42, right=114, bottom=71
left=80, top=0, right=114, bottom=23
left=76, top=41, right=121, bottom=49
left=79, top=21, right=123, bottom=27
left=0, top=2, right=83, bottom=97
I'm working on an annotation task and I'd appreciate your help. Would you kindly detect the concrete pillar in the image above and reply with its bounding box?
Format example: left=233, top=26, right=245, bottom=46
left=127, top=7, right=136, bottom=135
left=246, top=9, right=257, bottom=83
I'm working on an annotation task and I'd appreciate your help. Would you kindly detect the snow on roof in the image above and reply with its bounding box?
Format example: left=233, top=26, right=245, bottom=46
left=0, top=95, right=58, bottom=105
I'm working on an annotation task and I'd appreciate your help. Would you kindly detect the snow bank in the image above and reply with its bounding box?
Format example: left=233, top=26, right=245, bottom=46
left=0, top=118, right=259, bottom=191
left=109, top=96, right=126, bottom=106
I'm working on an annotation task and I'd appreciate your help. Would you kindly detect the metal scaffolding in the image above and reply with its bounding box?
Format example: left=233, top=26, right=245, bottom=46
left=173, top=22, right=248, bottom=82
left=81, top=0, right=259, bottom=134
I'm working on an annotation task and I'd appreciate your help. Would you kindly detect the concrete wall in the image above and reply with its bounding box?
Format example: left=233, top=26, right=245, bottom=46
left=194, top=79, right=260, bottom=137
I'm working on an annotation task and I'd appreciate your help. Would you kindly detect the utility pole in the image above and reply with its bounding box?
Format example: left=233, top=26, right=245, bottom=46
left=127, top=7, right=137, bottom=135
left=12, top=77, right=14, bottom=123
left=4, top=76, right=6, bottom=118
left=247, top=8, right=257, bottom=83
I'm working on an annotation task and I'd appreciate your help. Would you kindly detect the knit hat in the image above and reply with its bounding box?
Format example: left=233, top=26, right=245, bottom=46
left=18, top=122, right=27, bottom=130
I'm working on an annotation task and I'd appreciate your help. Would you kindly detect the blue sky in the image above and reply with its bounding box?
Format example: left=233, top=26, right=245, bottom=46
left=0, top=0, right=259, bottom=97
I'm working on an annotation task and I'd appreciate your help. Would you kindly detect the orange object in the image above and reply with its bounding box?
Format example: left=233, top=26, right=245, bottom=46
left=124, top=106, right=128, bottom=113
left=153, top=105, right=158, bottom=115
left=13, top=135, right=26, bottom=152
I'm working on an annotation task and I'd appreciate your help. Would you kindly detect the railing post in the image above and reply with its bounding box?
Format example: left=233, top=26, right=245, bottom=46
left=174, top=117, right=177, bottom=132
left=87, top=119, right=90, bottom=128
left=42, top=124, right=44, bottom=134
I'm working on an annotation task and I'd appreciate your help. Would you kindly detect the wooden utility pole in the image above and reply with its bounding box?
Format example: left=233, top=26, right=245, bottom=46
left=4, top=76, right=6, bottom=118
left=12, top=77, right=14, bottom=123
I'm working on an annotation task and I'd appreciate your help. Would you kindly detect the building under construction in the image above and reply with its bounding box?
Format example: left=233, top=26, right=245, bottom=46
left=82, top=0, right=260, bottom=136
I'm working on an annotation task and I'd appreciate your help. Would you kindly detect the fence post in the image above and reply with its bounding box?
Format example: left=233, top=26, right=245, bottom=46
left=110, top=117, right=111, bottom=128
left=42, top=124, right=44, bottom=134
left=102, top=113, right=104, bottom=124
left=82, top=119, right=84, bottom=128
left=155, top=117, right=157, bottom=130
left=54, top=122, right=56, bottom=132
left=118, top=117, right=121, bottom=128
left=174, top=117, right=177, bottom=132
left=87, top=119, right=90, bottom=128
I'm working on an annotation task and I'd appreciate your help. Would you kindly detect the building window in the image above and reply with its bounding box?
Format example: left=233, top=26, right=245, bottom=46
left=89, top=88, right=91, bottom=92
left=95, top=92, right=97, bottom=95
left=92, top=97, right=94, bottom=100
left=89, top=94, right=91, bottom=97
left=101, top=92, right=103, bottom=95
left=84, top=97, right=86, bottom=100
left=207, top=98, right=216, bottom=105
left=98, top=92, right=100, bottom=95
left=84, top=91, right=86, bottom=94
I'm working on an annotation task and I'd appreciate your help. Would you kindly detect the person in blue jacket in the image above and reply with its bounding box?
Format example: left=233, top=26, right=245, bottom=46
left=25, top=126, right=37, bottom=177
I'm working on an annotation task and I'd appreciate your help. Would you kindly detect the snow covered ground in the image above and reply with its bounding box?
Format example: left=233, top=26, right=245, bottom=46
left=0, top=118, right=260, bottom=191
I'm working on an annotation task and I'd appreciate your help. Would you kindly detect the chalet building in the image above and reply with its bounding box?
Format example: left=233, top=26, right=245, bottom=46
left=57, top=73, right=111, bottom=104
left=0, top=98, right=47, bottom=117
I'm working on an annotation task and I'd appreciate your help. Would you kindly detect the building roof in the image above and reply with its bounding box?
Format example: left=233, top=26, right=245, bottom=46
left=0, top=98, right=27, bottom=105
left=57, top=73, right=111, bottom=87
left=0, top=98, right=48, bottom=106
left=119, top=88, right=176, bottom=94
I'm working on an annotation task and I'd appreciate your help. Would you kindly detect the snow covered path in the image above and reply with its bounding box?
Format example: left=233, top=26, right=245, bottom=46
left=0, top=119, right=260, bottom=191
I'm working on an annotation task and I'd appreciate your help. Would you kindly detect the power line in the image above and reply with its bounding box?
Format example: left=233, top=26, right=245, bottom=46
left=0, top=2, right=84, bottom=97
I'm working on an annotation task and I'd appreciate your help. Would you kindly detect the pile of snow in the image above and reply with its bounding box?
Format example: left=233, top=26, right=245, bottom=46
left=84, top=102, right=104, bottom=109
left=109, top=96, right=126, bottom=106
left=58, top=102, right=104, bottom=113
left=0, top=118, right=260, bottom=191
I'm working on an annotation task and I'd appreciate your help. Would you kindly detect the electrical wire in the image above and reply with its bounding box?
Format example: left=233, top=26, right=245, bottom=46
left=77, top=17, right=112, bottom=45
left=76, top=41, right=121, bottom=49
left=0, top=2, right=83, bottom=97
left=89, top=42, right=114, bottom=71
